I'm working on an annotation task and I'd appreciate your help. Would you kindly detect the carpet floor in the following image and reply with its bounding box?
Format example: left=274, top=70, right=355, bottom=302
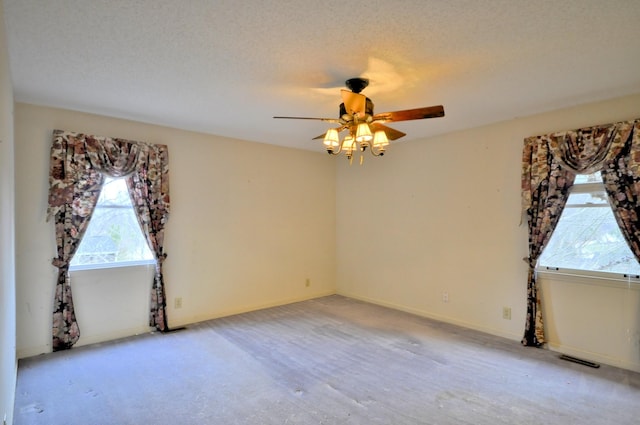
left=14, top=295, right=640, bottom=424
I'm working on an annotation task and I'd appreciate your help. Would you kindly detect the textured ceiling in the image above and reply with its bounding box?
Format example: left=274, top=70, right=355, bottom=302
left=4, top=0, right=640, bottom=152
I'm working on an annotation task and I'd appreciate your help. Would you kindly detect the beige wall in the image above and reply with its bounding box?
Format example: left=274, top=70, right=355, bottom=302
left=539, top=271, right=640, bottom=371
left=0, top=0, right=16, bottom=423
left=336, top=93, right=640, bottom=371
left=12, top=90, right=640, bottom=372
left=15, top=103, right=337, bottom=357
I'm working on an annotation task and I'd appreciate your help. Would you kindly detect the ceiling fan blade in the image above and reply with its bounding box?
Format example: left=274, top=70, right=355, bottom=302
left=341, top=90, right=366, bottom=117
left=273, top=116, right=341, bottom=124
left=369, top=123, right=406, bottom=141
left=312, top=125, right=348, bottom=140
left=373, top=105, right=445, bottom=123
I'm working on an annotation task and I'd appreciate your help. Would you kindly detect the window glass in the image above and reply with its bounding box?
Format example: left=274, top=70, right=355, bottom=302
left=573, top=173, right=602, bottom=184
left=70, top=177, right=155, bottom=268
left=538, top=173, right=640, bottom=275
left=565, top=191, right=608, bottom=207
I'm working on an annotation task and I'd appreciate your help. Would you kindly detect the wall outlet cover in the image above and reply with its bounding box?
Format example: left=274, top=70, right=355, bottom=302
left=502, top=307, right=512, bottom=320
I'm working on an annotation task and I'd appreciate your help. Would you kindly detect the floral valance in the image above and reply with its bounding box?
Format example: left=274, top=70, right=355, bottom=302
left=47, top=129, right=170, bottom=220
left=522, top=119, right=638, bottom=216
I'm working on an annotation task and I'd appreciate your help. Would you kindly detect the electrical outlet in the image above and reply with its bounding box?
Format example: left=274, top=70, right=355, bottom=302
left=442, top=292, right=449, bottom=303
left=174, top=297, right=183, bottom=309
left=502, top=307, right=512, bottom=320
left=305, top=278, right=311, bottom=287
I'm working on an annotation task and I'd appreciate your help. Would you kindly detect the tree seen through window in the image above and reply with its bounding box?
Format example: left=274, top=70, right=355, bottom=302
left=539, top=173, right=640, bottom=275
left=70, top=177, right=154, bottom=267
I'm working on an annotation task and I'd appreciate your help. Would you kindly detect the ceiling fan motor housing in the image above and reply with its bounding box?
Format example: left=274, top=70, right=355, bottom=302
left=345, top=77, right=369, bottom=93
left=340, top=98, right=374, bottom=120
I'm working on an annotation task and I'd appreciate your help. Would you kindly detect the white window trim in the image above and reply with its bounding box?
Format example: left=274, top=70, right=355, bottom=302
left=70, top=258, right=156, bottom=272
left=568, top=182, right=604, bottom=194
left=536, top=266, right=640, bottom=288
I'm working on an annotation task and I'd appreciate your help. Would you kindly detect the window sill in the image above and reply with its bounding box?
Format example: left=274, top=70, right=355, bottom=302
left=70, top=259, right=156, bottom=272
left=536, top=268, right=640, bottom=290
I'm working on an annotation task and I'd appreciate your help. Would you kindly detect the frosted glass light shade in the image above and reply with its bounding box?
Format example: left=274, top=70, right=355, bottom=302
left=355, top=123, right=372, bottom=142
left=372, top=130, right=389, bottom=147
left=342, top=135, right=355, bottom=152
left=323, top=128, right=340, bottom=148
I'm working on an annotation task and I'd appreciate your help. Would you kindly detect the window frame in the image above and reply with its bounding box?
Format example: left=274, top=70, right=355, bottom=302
left=69, top=258, right=156, bottom=272
left=69, top=177, right=156, bottom=271
left=536, top=173, right=640, bottom=282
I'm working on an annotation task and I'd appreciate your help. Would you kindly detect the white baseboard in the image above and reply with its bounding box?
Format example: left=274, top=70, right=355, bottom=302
left=169, top=290, right=338, bottom=329
left=546, top=342, right=640, bottom=373
left=337, top=290, right=525, bottom=342
left=74, top=325, right=154, bottom=348
left=17, top=325, right=154, bottom=359
left=17, top=291, right=338, bottom=359
left=17, top=346, right=51, bottom=359
left=23, top=290, right=639, bottom=373
left=339, top=291, right=640, bottom=373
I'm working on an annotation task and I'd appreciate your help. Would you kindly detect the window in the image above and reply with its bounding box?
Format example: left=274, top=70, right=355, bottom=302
left=538, top=173, right=640, bottom=276
left=70, top=177, right=155, bottom=270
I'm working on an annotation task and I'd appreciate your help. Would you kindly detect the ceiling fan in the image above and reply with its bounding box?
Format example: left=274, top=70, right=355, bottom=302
left=274, top=77, right=444, bottom=162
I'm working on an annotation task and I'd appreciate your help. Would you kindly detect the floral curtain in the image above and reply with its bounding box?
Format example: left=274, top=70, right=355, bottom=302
left=521, top=119, right=637, bottom=346
left=126, top=148, right=170, bottom=331
left=48, top=129, right=170, bottom=351
left=520, top=150, right=574, bottom=346
left=601, top=121, right=640, bottom=263
left=48, top=165, right=104, bottom=350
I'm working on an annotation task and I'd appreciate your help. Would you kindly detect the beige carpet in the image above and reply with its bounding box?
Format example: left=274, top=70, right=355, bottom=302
left=14, top=295, right=640, bottom=424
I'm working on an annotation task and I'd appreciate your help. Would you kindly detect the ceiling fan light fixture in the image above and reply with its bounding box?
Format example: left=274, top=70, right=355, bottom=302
left=342, top=135, right=355, bottom=157
left=273, top=78, right=445, bottom=164
left=355, top=123, right=373, bottom=143
left=371, top=130, right=389, bottom=157
left=373, top=130, right=389, bottom=147
left=323, top=128, right=340, bottom=151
